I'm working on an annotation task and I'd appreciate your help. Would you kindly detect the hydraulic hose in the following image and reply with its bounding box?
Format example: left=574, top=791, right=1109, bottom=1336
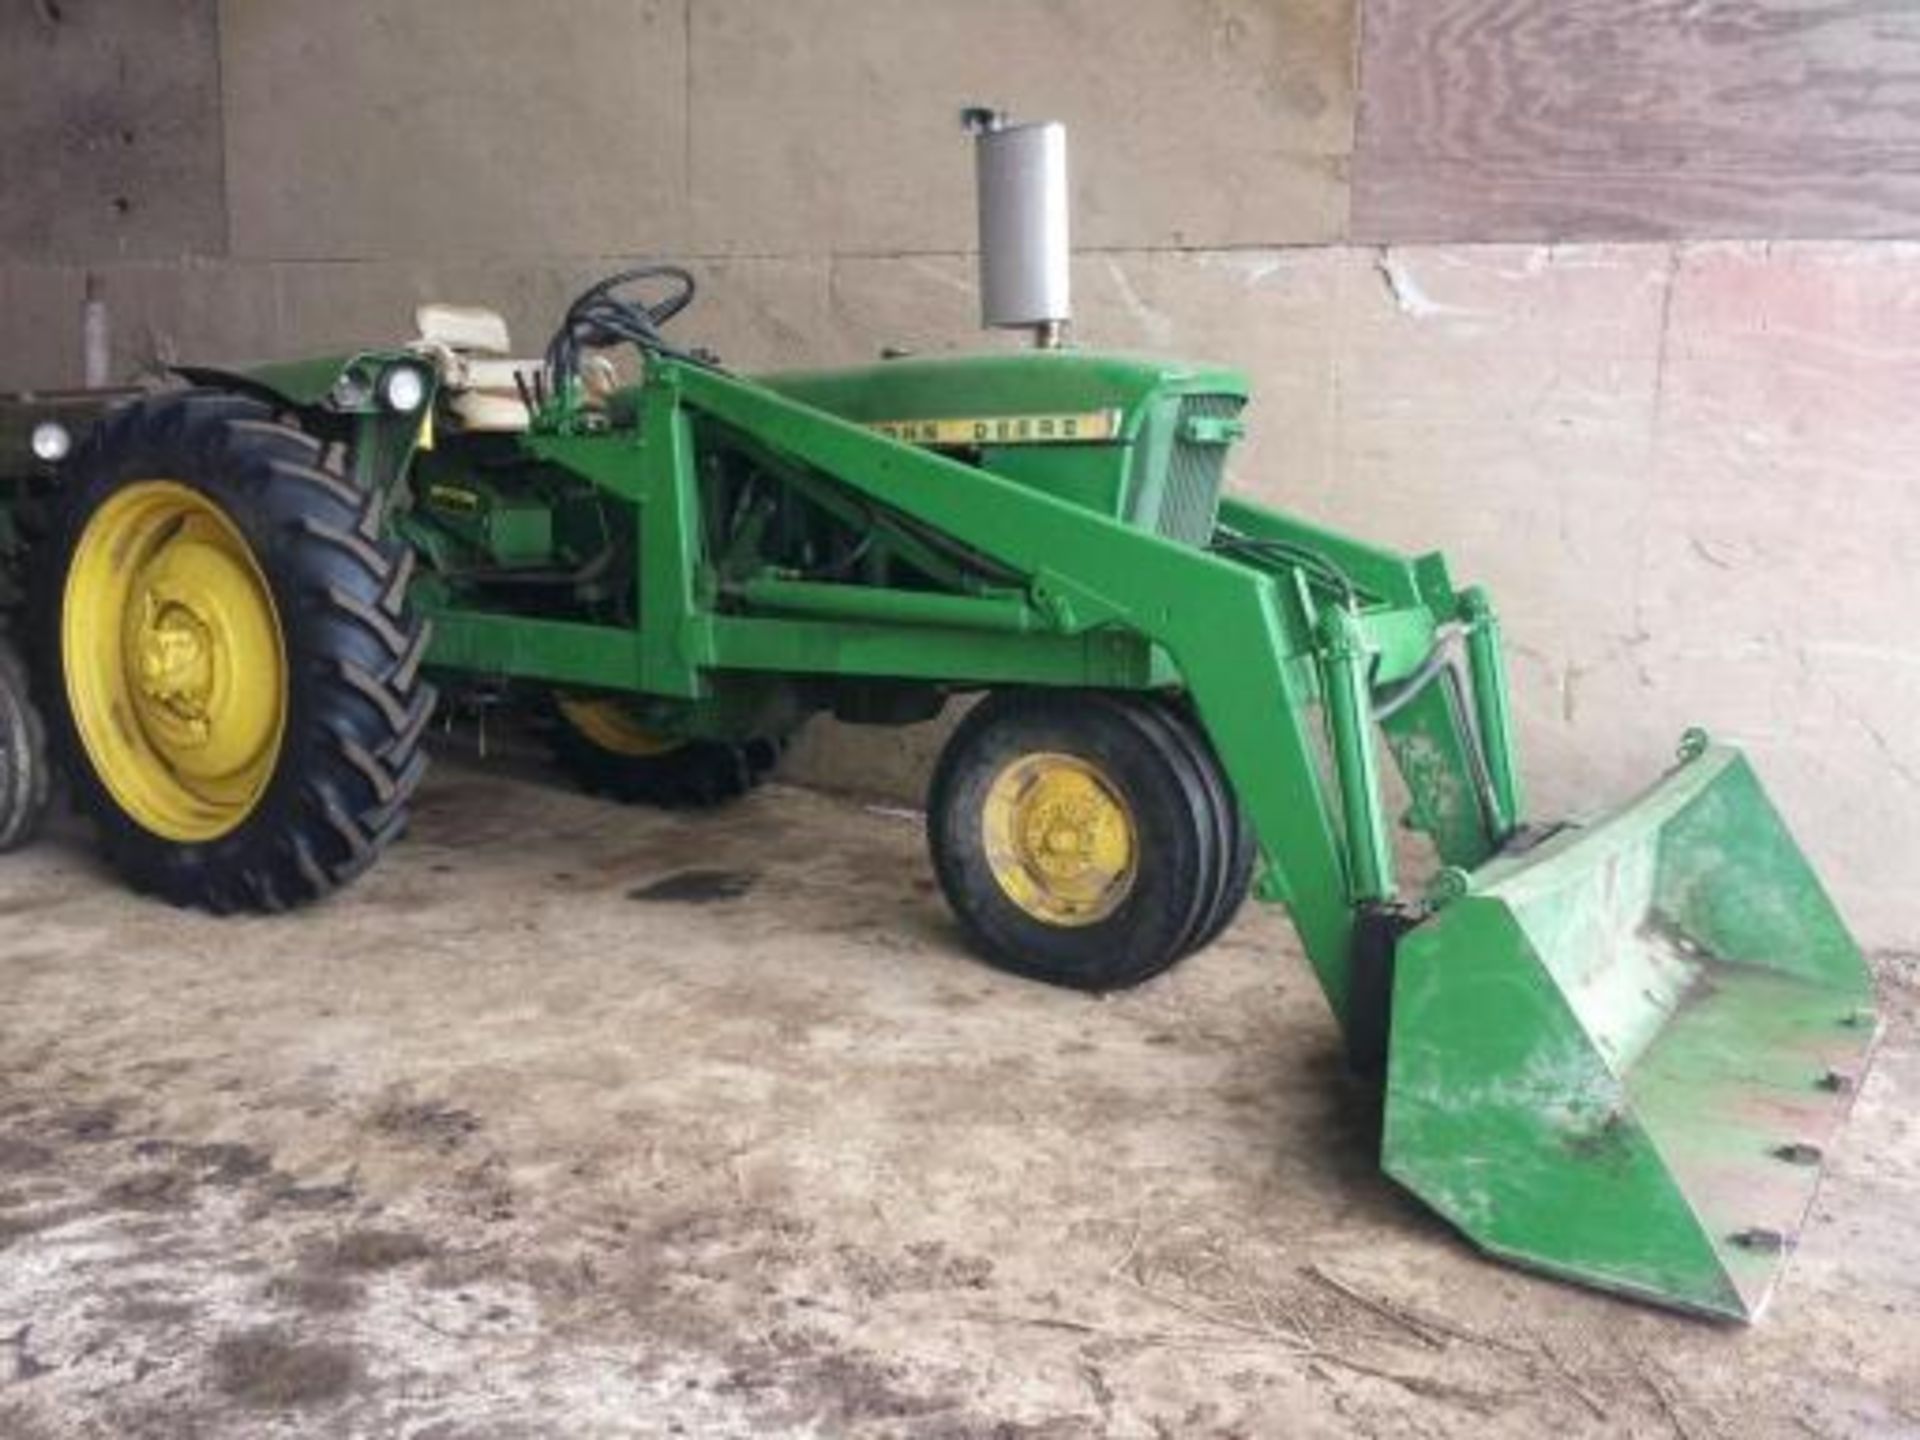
left=1371, top=626, right=1462, bottom=722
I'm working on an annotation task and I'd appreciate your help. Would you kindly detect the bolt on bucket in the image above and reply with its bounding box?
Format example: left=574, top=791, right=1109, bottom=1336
left=1381, top=740, right=1878, bottom=1321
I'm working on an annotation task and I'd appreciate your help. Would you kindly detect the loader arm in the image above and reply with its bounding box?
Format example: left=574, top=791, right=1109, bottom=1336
left=646, top=358, right=1473, bottom=1028
left=418, top=355, right=1463, bottom=1025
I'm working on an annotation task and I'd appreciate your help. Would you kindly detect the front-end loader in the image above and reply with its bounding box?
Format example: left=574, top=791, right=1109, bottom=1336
left=0, top=115, right=1877, bottom=1320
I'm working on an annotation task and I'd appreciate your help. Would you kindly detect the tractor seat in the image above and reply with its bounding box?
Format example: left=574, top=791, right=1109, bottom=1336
left=410, top=304, right=617, bottom=434
left=411, top=304, right=537, bottom=433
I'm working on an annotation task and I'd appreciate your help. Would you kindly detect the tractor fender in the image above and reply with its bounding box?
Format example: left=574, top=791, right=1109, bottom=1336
left=172, top=352, right=438, bottom=494
left=170, top=363, right=319, bottom=413
left=172, top=351, right=409, bottom=414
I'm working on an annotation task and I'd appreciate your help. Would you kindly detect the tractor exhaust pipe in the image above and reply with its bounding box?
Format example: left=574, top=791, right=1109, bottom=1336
left=963, top=108, right=1071, bottom=349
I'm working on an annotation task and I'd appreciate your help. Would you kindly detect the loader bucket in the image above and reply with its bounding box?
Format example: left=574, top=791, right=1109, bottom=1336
left=1381, top=742, right=1878, bottom=1321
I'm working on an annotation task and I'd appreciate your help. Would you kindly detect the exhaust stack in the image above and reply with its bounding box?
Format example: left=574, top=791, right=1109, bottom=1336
left=963, top=108, right=1070, bottom=349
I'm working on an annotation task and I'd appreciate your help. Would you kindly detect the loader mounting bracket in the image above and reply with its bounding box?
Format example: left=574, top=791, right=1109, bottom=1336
left=1345, top=901, right=1423, bottom=1079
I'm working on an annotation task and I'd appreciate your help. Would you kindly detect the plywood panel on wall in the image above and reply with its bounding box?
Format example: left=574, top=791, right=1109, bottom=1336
left=221, top=0, right=687, bottom=260
left=0, top=0, right=225, bottom=263
left=1354, top=0, right=1920, bottom=242
left=691, top=0, right=1353, bottom=254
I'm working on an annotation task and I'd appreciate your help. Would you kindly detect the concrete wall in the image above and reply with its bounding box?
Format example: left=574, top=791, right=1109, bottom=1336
left=3, top=2, right=1916, bottom=949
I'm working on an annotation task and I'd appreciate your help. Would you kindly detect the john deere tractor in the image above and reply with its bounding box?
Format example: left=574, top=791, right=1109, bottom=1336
left=0, top=116, right=1878, bottom=1320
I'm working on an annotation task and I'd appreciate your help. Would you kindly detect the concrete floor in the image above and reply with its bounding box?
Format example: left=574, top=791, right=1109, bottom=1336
left=0, top=755, right=1915, bottom=1439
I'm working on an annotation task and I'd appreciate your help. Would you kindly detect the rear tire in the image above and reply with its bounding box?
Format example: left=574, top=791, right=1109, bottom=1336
left=550, top=695, right=785, bottom=808
left=29, top=391, right=433, bottom=912
left=927, top=690, right=1218, bottom=991
left=0, top=635, right=50, bottom=853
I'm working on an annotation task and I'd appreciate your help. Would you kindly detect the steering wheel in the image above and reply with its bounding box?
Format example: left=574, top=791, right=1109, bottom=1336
left=594, top=266, right=696, bottom=329
left=546, top=265, right=700, bottom=386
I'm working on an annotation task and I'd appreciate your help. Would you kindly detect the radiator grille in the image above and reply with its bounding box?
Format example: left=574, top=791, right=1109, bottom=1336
left=1159, top=395, right=1244, bottom=546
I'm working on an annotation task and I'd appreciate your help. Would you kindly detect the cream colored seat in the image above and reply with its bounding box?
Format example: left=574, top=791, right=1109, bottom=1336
left=411, top=305, right=621, bottom=433
left=411, top=304, right=540, bottom=433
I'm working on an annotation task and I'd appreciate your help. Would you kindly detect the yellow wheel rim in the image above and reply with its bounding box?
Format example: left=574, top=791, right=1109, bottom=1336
left=982, top=751, right=1138, bottom=927
left=556, top=696, right=684, bottom=758
left=62, top=480, right=287, bottom=842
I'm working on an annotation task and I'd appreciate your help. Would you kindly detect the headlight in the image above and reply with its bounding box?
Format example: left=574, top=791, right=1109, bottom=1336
left=381, top=365, right=428, bottom=414
left=30, top=421, right=71, bottom=463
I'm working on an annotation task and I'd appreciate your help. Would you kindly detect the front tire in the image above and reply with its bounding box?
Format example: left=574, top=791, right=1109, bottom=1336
left=927, top=690, right=1220, bottom=991
left=30, top=391, right=433, bottom=911
left=1153, top=699, right=1257, bottom=953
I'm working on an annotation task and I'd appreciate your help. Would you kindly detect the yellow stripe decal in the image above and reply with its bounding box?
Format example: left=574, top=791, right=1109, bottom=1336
left=427, top=483, right=482, bottom=514
left=869, top=410, right=1124, bottom=447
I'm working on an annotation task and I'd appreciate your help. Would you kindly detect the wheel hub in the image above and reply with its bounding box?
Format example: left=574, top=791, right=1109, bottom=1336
left=984, top=752, right=1137, bottom=926
left=136, top=599, right=215, bottom=723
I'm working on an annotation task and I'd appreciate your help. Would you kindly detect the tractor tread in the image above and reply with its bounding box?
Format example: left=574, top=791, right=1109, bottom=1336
left=335, top=734, right=400, bottom=806
left=388, top=623, right=431, bottom=694
left=335, top=656, right=413, bottom=733
left=297, top=515, right=389, bottom=575
left=355, top=488, right=384, bottom=541
left=267, top=456, right=364, bottom=518
left=379, top=687, right=437, bottom=766
left=314, top=785, right=374, bottom=866
left=324, top=584, right=410, bottom=658
left=380, top=548, right=416, bottom=619
left=0, top=635, right=51, bottom=854
left=242, top=866, right=287, bottom=914
left=228, top=417, right=323, bottom=462
left=1149, top=698, right=1258, bottom=955
left=289, top=833, right=329, bottom=894
left=1083, top=694, right=1224, bottom=961
left=364, top=748, right=429, bottom=833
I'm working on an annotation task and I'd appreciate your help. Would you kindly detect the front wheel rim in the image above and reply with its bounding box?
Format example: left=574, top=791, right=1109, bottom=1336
left=62, top=480, right=288, bottom=842
left=981, top=751, right=1139, bottom=927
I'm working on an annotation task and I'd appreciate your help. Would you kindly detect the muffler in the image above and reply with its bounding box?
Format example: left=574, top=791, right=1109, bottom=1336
left=963, top=107, right=1071, bottom=349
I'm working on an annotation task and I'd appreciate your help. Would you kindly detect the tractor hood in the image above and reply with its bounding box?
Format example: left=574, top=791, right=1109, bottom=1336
left=758, top=350, right=1250, bottom=547
left=757, top=350, right=1247, bottom=444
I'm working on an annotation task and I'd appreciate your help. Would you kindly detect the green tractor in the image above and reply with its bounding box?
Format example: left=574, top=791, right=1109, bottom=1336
left=0, top=117, right=1878, bottom=1320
